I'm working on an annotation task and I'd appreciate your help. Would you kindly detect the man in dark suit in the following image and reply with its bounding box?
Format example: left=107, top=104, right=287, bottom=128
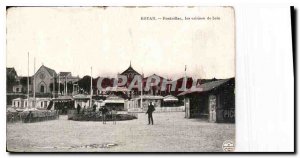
left=146, top=102, right=155, bottom=125
left=100, top=106, right=108, bottom=124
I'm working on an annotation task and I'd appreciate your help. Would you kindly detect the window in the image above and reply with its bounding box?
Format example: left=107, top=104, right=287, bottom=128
left=40, top=85, right=45, bottom=93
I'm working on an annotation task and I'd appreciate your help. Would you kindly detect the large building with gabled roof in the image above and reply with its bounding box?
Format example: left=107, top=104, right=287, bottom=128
left=33, top=65, right=57, bottom=94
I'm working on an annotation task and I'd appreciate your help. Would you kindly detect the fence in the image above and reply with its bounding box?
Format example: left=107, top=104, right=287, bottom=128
left=128, top=106, right=185, bottom=113
left=7, top=110, right=59, bottom=123
left=67, top=109, right=138, bottom=121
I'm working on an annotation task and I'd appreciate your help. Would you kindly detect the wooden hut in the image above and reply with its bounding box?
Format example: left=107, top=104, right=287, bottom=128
left=73, top=94, right=91, bottom=109
left=104, top=94, right=125, bottom=111
left=162, top=95, right=179, bottom=107
left=178, top=78, right=235, bottom=123
left=51, top=96, right=74, bottom=114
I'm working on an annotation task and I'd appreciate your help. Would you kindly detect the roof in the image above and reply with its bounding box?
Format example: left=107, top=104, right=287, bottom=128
left=7, top=67, right=14, bottom=72
left=178, top=78, right=233, bottom=96
left=138, top=95, right=164, bottom=100
left=120, top=63, right=141, bottom=75
left=104, top=100, right=125, bottom=104
left=59, top=72, right=71, bottom=77
left=145, top=74, right=166, bottom=80
left=104, top=86, right=129, bottom=92
left=106, top=94, right=125, bottom=100
left=38, top=65, right=57, bottom=77
left=52, top=96, right=73, bottom=101
left=7, top=107, right=17, bottom=113
left=7, top=67, right=17, bottom=75
left=105, top=94, right=125, bottom=103
left=13, top=97, right=51, bottom=101
left=12, top=97, right=22, bottom=101
left=163, top=95, right=179, bottom=102
left=170, top=76, right=193, bottom=84
left=19, top=76, right=32, bottom=85
left=73, top=94, right=90, bottom=99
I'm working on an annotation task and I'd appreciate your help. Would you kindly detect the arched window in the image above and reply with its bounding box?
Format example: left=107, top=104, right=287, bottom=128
left=40, top=85, right=45, bottom=93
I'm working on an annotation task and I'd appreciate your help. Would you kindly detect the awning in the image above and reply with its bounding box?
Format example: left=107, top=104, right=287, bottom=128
left=104, top=87, right=129, bottom=92
left=104, top=100, right=125, bottom=104
left=52, top=96, right=73, bottom=101
left=138, top=95, right=164, bottom=100
left=7, top=107, right=17, bottom=113
left=178, top=79, right=232, bottom=96
left=73, top=94, right=90, bottom=100
left=163, top=95, right=179, bottom=102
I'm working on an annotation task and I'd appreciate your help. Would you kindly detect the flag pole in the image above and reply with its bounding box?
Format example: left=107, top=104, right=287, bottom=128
left=27, top=52, right=30, bottom=109
left=140, top=76, right=143, bottom=109
left=58, top=73, right=60, bottom=96
left=33, top=57, right=36, bottom=108
left=65, top=76, right=67, bottom=95
left=53, top=72, right=55, bottom=98
left=90, top=67, right=93, bottom=107
left=184, top=65, right=187, bottom=118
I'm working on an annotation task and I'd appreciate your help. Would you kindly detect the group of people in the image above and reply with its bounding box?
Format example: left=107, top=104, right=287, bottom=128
left=76, top=104, right=118, bottom=124
left=99, top=106, right=117, bottom=125
left=75, top=102, right=156, bottom=125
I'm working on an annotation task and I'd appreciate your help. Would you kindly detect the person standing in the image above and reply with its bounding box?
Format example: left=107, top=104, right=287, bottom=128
left=92, top=104, right=96, bottom=112
left=100, top=106, right=108, bottom=124
left=111, top=107, right=117, bottom=125
left=146, top=102, right=155, bottom=125
left=76, top=104, right=81, bottom=114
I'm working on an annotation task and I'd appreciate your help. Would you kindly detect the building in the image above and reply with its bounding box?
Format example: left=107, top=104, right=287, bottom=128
left=162, top=95, right=179, bottom=107
left=119, top=62, right=142, bottom=83
left=17, top=76, right=33, bottom=93
left=178, top=78, right=235, bottom=123
left=6, top=67, right=18, bottom=93
left=6, top=68, right=29, bottom=106
left=143, top=74, right=170, bottom=96
left=33, top=65, right=57, bottom=94
left=132, top=95, right=164, bottom=109
left=104, top=94, right=126, bottom=110
left=51, top=96, right=75, bottom=114
left=58, top=72, right=80, bottom=95
left=73, top=94, right=91, bottom=109
left=12, top=97, right=51, bottom=109
left=169, top=76, right=194, bottom=96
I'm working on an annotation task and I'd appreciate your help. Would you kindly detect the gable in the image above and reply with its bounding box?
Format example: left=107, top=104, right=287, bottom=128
left=35, top=65, right=56, bottom=78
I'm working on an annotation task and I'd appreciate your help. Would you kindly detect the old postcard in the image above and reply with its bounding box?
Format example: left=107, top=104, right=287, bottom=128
left=6, top=6, right=235, bottom=152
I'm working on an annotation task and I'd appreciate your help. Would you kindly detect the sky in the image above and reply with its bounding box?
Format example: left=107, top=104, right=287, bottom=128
left=6, top=7, right=235, bottom=79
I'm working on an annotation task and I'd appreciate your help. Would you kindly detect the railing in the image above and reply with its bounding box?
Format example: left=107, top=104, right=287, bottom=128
left=67, top=109, right=138, bottom=121
left=128, top=106, right=185, bottom=113
left=7, top=110, right=59, bottom=123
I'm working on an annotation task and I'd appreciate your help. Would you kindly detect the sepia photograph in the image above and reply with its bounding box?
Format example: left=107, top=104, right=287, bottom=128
left=6, top=7, right=235, bottom=152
